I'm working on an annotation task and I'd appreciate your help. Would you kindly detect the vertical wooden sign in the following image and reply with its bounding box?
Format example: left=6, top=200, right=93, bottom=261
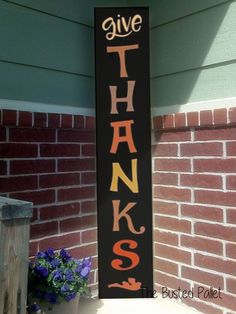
left=95, top=7, right=153, bottom=298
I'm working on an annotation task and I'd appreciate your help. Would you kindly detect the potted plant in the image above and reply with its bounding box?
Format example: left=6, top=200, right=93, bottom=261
left=28, top=248, right=92, bottom=314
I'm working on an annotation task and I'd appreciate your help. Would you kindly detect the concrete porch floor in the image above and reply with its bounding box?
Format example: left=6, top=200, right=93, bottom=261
left=79, top=297, right=201, bottom=314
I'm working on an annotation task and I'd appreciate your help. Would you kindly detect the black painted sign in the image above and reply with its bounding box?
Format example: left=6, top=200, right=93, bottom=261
left=95, top=7, right=153, bottom=298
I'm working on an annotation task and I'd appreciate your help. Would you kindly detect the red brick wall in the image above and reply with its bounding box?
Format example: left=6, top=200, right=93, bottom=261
left=0, top=109, right=97, bottom=291
left=153, top=108, right=236, bottom=313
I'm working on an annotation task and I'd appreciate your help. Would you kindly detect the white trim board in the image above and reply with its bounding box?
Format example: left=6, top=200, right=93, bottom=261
left=151, top=97, right=236, bottom=116
left=0, top=99, right=95, bottom=116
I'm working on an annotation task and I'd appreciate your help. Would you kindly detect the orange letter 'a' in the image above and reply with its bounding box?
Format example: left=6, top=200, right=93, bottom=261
left=110, top=120, right=137, bottom=154
left=112, top=200, right=145, bottom=234
left=109, top=80, right=135, bottom=114
left=110, top=158, right=138, bottom=193
left=111, top=239, right=140, bottom=271
left=107, top=44, right=139, bottom=78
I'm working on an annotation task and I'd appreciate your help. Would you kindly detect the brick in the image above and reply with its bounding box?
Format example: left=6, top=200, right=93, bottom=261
left=48, top=113, right=60, bottom=128
left=2, top=110, right=17, bottom=126
left=187, top=111, right=198, bottom=127
left=0, top=143, right=38, bottom=158
left=181, top=235, right=223, bottom=255
left=60, top=215, right=97, bottom=233
left=183, top=298, right=223, bottom=314
left=19, top=111, right=32, bottom=127
left=155, top=216, right=191, bottom=233
left=194, top=158, right=236, bottom=173
left=39, top=173, right=80, bottom=188
left=174, top=113, right=186, bottom=128
left=29, top=241, right=39, bottom=257
left=58, top=158, right=95, bottom=172
left=154, top=271, right=191, bottom=291
left=34, top=112, right=47, bottom=127
left=85, top=116, right=95, bottom=129
left=195, top=253, right=236, bottom=276
left=195, top=127, right=236, bottom=141
left=226, top=243, right=236, bottom=259
left=200, top=110, right=213, bottom=126
left=227, top=142, right=236, bottom=156
left=181, top=142, right=222, bottom=156
left=227, top=209, right=236, bottom=223
left=81, top=229, right=97, bottom=243
left=88, top=271, right=95, bottom=284
left=0, top=161, right=7, bottom=175
left=0, top=176, right=38, bottom=193
left=154, top=186, right=191, bottom=202
left=214, top=108, right=227, bottom=125
left=163, top=114, right=174, bottom=129
left=195, top=189, right=236, bottom=207
left=9, top=128, right=55, bottom=142
left=153, top=116, right=163, bottom=129
left=39, top=233, right=81, bottom=251
left=81, top=200, right=97, bottom=214
left=69, top=243, right=97, bottom=259
left=58, top=186, right=95, bottom=202
left=195, top=222, right=236, bottom=241
left=10, top=159, right=55, bottom=175
left=30, top=221, right=58, bottom=239
left=40, top=202, right=80, bottom=220
left=155, top=243, right=191, bottom=264
left=182, top=265, right=224, bottom=288
left=194, top=283, right=236, bottom=312
left=154, top=158, right=191, bottom=172
left=152, top=172, right=178, bottom=186
left=229, top=107, right=236, bottom=124
left=31, top=208, right=38, bottom=222
left=74, top=115, right=84, bottom=129
left=61, top=114, right=73, bottom=128
left=58, top=130, right=95, bottom=143
left=0, top=127, right=5, bottom=141
left=81, top=172, right=96, bottom=185
left=153, top=200, right=178, bottom=215
left=227, top=278, right=236, bottom=294
left=181, top=204, right=223, bottom=222
left=11, top=189, right=55, bottom=205
left=155, top=130, right=191, bottom=142
left=40, top=144, right=80, bottom=157
left=154, top=257, right=178, bottom=276
left=212, top=292, right=236, bottom=313
left=226, top=175, right=236, bottom=190
left=180, top=174, right=222, bottom=189
left=154, top=229, right=178, bottom=246
left=152, top=143, right=178, bottom=157
left=82, top=144, right=96, bottom=156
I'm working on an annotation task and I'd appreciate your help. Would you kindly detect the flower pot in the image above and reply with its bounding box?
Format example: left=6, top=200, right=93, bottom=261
left=29, top=294, right=80, bottom=314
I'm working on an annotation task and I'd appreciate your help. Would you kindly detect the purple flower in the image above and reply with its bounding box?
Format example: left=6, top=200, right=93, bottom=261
left=49, top=258, right=61, bottom=269
left=65, top=292, right=77, bottom=301
left=36, top=265, right=49, bottom=277
left=36, top=251, right=46, bottom=259
left=77, top=257, right=92, bottom=278
left=65, top=269, right=74, bottom=282
left=60, top=249, right=71, bottom=261
left=45, top=248, right=55, bottom=260
left=75, top=261, right=82, bottom=274
left=61, top=284, right=70, bottom=293
left=53, top=270, right=63, bottom=281
left=45, top=292, right=57, bottom=304
left=80, top=266, right=90, bottom=278
left=30, top=303, right=40, bottom=313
